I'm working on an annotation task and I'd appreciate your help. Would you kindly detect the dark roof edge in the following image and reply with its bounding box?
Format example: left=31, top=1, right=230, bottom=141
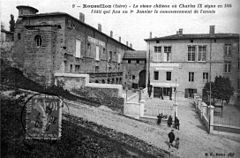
left=21, top=12, right=134, bottom=50
left=25, top=24, right=61, bottom=29
left=144, top=34, right=240, bottom=41
left=16, top=5, right=39, bottom=13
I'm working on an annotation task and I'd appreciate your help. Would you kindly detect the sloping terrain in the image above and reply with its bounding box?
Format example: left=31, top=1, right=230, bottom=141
left=0, top=93, right=173, bottom=158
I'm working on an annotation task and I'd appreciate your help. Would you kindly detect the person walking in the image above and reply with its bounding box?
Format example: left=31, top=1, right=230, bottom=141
left=167, top=115, right=173, bottom=127
left=168, top=129, right=175, bottom=148
left=174, top=116, right=180, bottom=130
left=157, top=113, right=163, bottom=125
left=173, top=137, right=180, bottom=149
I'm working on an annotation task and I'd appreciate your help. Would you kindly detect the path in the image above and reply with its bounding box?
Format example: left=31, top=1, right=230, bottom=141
left=175, top=97, right=240, bottom=158
left=64, top=97, right=240, bottom=158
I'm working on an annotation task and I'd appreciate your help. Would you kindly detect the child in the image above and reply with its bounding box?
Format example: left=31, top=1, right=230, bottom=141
left=173, top=137, right=180, bottom=149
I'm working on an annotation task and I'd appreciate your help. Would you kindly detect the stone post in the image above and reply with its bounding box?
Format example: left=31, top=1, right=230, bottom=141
left=209, top=105, right=215, bottom=133
left=202, top=103, right=207, bottom=120
left=198, top=98, right=202, bottom=115
left=150, top=86, right=154, bottom=98
left=173, top=103, right=178, bottom=120
left=139, top=100, right=145, bottom=117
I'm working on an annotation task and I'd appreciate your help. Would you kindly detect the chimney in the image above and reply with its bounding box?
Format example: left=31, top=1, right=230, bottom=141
left=179, top=29, right=183, bottom=35
left=79, top=12, right=85, bottom=23
left=130, top=43, right=132, bottom=48
left=209, top=25, right=215, bottom=35
left=119, top=36, right=121, bottom=42
left=110, top=31, right=113, bottom=37
left=150, top=32, right=152, bottom=38
left=98, top=23, right=102, bottom=32
left=126, top=41, right=128, bottom=46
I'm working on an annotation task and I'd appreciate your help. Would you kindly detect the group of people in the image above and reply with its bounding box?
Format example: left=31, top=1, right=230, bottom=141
left=157, top=114, right=180, bottom=130
left=168, top=129, right=179, bottom=149
left=157, top=114, right=181, bottom=150
left=167, top=115, right=180, bottom=130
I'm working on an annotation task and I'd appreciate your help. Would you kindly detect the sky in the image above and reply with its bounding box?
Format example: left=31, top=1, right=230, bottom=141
left=1, top=0, right=239, bottom=50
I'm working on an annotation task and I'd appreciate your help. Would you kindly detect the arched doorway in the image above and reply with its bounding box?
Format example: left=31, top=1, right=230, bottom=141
left=138, top=70, right=146, bottom=88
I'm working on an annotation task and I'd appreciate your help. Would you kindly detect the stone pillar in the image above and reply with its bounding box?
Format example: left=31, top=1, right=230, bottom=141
left=202, top=103, right=207, bottom=120
left=139, top=100, right=145, bottom=117
left=150, top=86, right=154, bottom=98
left=173, top=103, right=178, bottom=120
left=209, top=105, right=215, bottom=133
left=198, top=98, right=202, bottom=114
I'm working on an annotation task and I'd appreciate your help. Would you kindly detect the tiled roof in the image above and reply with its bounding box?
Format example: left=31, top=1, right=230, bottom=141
left=145, top=33, right=239, bottom=41
left=123, top=51, right=146, bottom=59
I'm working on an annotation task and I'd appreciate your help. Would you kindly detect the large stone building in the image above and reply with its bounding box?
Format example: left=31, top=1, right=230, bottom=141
left=12, top=5, right=133, bottom=86
left=122, top=51, right=146, bottom=89
left=145, top=26, right=239, bottom=104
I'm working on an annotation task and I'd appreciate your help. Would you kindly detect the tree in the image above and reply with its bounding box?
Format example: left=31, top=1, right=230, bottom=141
left=203, top=76, right=234, bottom=105
left=9, top=14, right=15, bottom=32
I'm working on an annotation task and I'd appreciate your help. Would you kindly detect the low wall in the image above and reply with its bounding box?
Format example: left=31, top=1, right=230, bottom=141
left=212, top=124, right=240, bottom=134
left=54, top=73, right=88, bottom=89
left=194, top=94, right=240, bottom=136
left=54, top=73, right=123, bottom=97
left=124, top=102, right=140, bottom=119
left=55, top=73, right=124, bottom=113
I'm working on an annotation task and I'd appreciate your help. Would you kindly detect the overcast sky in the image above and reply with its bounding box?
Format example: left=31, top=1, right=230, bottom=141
left=1, top=0, right=239, bottom=50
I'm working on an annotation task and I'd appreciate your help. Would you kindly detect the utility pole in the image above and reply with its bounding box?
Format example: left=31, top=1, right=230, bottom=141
left=208, top=37, right=212, bottom=134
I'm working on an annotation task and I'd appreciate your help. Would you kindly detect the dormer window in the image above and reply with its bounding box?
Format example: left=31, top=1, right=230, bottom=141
left=35, top=35, right=42, bottom=47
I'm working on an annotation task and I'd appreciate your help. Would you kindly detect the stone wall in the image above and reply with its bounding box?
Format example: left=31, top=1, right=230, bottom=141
left=55, top=73, right=124, bottom=113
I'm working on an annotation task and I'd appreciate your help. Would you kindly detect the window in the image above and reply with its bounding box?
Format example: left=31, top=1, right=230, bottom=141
left=189, top=72, right=194, bottom=82
left=156, top=40, right=159, bottom=43
left=224, top=61, right=231, bottom=73
left=136, top=60, right=139, bottom=64
left=64, top=61, right=67, bottom=72
left=238, top=79, right=240, bottom=90
left=117, top=53, right=121, bottom=63
left=203, top=72, right=208, bottom=82
left=166, top=72, right=171, bottom=81
left=154, top=46, right=161, bottom=53
left=128, top=60, right=131, bottom=63
left=75, top=65, right=80, bottom=72
left=163, top=46, right=171, bottom=62
left=87, top=43, right=91, bottom=49
left=96, top=46, right=100, bottom=61
left=198, top=46, right=207, bottom=61
left=224, top=44, right=232, bottom=57
left=188, top=46, right=196, bottom=61
left=132, top=75, right=135, bottom=80
left=103, top=48, right=106, bottom=54
left=109, top=51, right=112, bottom=62
left=154, top=71, right=159, bottom=80
left=70, top=64, right=73, bottom=72
left=17, top=33, right=21, bottom=40
left=95, top=66, right=99, bottom=72
left=75, top=39, right=81, bottom=58
left=34, top=35, right=42, bottom=47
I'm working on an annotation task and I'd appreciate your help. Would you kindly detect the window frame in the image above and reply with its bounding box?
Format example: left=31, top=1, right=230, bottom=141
left=154, top=71, right=159, bottom=80
left=166, top=71, right=171, bottom=81
left=189, top=72, right=194, bottom=82
left=75, top=39, right=81, bottom=58
left=188, top=46, right=196, bottom=62
left=198, top=45, right=207, bottom=61
left=224, top=61, right=231, bottom=73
